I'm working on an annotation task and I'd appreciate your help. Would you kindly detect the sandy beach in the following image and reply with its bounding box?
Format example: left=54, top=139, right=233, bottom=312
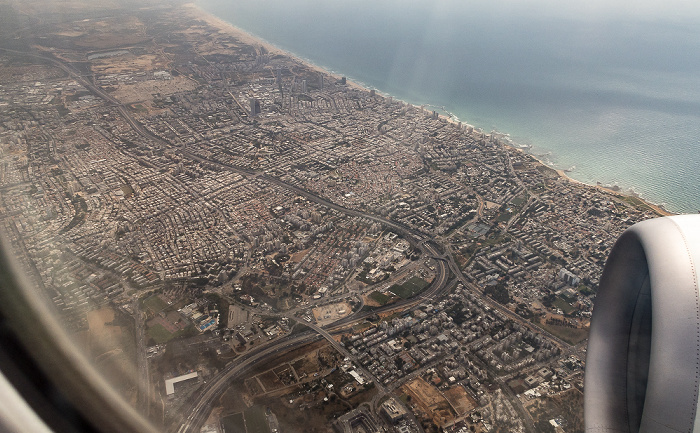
left=185, top=3, right=473, bottom=122
left=184, top=3, right=367, bottom=92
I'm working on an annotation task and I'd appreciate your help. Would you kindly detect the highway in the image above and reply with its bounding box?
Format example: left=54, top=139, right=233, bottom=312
left=180, top=150, right=433, bottom=251
left=160, top=163, right=567, bottom=433
left=0, top=47, right=172, bottom=151
left=1, top=47, right=574, bottom=433
left=171, top=331, right=323, bottom=433
left=0, top=49, right=456, bottom=431
left=290, top=318, right=388, bottom=395
left=170, top=238, right=452, bottom=433
left=442, top=226, right=571, bottom=350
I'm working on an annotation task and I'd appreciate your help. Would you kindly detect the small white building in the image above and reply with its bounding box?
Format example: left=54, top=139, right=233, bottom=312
left=164, top=371, right=198, bottom=395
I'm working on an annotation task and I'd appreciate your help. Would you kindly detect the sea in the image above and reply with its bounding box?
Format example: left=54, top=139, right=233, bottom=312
left=197, top=0, right=700, bottom=214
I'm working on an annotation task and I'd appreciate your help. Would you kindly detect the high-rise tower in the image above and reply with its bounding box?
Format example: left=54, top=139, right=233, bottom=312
left=249, top=98, right=261, bottom=116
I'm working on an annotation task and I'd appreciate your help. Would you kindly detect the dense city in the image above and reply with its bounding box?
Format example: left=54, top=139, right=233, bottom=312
left=0, top=2, right=667, bottom=433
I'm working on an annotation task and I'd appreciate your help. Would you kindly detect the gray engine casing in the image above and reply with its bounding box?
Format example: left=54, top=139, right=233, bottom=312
left=585, top=215, right=700, bottom=433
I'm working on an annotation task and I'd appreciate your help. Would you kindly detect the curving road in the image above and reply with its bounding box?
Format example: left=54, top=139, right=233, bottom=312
left=172, top=331, right=323, bottom=433
left=170, top=262, right=452, bottom=433
left=0, top=47, right=572, bottom=433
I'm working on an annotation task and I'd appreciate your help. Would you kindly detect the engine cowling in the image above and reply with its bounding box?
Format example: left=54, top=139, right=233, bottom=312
left=585, top=215, right=700, bottom=433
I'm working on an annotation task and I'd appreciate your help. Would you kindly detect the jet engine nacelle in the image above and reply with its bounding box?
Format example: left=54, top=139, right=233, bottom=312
left=585, top=215, right=700, bottom=433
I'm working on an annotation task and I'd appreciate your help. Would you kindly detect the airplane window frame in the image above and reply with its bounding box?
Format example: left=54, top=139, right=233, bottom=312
left=0, top=231, right=156, bottom=433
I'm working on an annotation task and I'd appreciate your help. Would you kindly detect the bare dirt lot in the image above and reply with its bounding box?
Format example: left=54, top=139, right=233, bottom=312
left=403, top=377, right=455, bottom=427
left=290, top=353, right=320, bottom=379
left=258, top=370, right=283, bottom=392
left=110, top=77, right=198, bottom=105
left=289, top=248, right=310, bottom=263
left=312, top=302, right=352, bottom=326
left=244, top=377, right=264, bottom=396
left=87, top=307, right=122, bottom=358
left=444, top=385, right=477, bottom=416
left=91, top=53, right=165, bottom=74
left=524, top=388, right=584, bottom=433
left=84, top=307, right=138, bottom=404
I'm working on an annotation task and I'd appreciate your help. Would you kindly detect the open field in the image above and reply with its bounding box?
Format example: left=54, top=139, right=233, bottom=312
left=258, top=370, right=283, bottom=392
left=146, top=323, right=172, bottom=344
left=367, top=290, right=391, bottom=306
left=289, top=248, right=310, bottom=263
left=244, top=377, right=264, bottom=396
left=272, top=365, right=298, bottom=386
left=290, top=353, right=321, bottom=378
left=84, top=308, right=137, bottom=404
left=540, top=323, right=589, bottom=345
left=91, top=53, right=164, bottom=74
left=244, top=406, right=271, bottom=433
left=553, top=297, right=575, bottom=315
left=142, top=294, right=169, bottom=315
left=220, top=406, right=271, bottom=433
left=221, top=412, right=245, bottom=433
left=142, top=292, right=191, bottom=343
left=146, top=319, right=193, bottom=344
left=87, top=308, right=123, bottom=355
left=389, top=276, right=429, bottom=299
left=110, top=76, right=198, bottom=105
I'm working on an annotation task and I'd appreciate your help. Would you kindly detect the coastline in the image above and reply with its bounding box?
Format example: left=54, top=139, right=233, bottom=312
left=184, top=3, right=367, bottom=92
left=183, top=2, right=674, bottom=218
left=185, top=3, right=466, bottom=122
left=543, top=154, right=672, bottom=216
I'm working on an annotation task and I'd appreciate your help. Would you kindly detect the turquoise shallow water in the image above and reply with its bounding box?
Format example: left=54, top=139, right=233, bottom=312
left=197, top=0, right=700, bottom=214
